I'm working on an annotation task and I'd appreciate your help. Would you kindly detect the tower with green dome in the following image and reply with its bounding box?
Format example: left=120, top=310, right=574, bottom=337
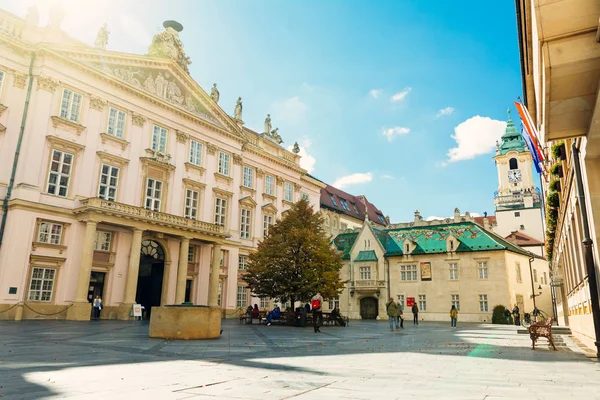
left=492, top=109, right=544, bottom=251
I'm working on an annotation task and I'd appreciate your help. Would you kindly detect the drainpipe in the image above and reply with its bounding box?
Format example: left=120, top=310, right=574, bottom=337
left=386, top=258, right=390, bottom=300
left=528, top=255, right=537, bottom=312
left=572, top=143, right=600, bottom=357
left=0, top=52, right=36, bottom=247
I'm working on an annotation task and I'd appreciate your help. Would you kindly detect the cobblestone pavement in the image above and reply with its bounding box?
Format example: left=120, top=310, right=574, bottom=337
left=0, top=319, right=598, bottom=399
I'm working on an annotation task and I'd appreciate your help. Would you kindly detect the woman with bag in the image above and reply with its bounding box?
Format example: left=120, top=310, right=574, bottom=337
left=450, top=305, right=458, bottom=328
left=93, top=295, right=102, bottom=320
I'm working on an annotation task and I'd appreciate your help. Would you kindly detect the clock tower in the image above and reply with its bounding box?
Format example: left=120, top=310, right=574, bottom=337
left=492, top=110, right=544, bottom=251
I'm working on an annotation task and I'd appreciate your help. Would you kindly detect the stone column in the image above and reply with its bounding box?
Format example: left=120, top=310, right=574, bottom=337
left=208, top=244, right=221, bottom=307
left=118, top=228, right=143, bottom=320
left=67, top=221, right=97, bottom=320
left=175, top=237, right=190, bottom=304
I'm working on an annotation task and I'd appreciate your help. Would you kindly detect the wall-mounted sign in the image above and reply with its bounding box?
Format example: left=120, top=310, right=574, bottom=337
left=420, top=262, right=432, bottom=281
left=406, top=297, right=415, bottom=307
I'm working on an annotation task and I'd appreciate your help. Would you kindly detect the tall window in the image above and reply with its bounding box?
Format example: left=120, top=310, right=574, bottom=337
left=189, top=140, right=202, bottom=165
left=243, top=166, right=254, bottom=188
left=218, top=151, right=230, bottom=176
left=340, top=199, right=350, bottom=211
left=47, top=149, right=73, bottom=197
left=419, top=295, right=427, bottom=311
left=238, top=255, right=248, bottom=270
left=509, top=158, right=518, bottom=170
left=260, top=297, right=270, bottom=309
left=301, top=193, right=309, bottom=201
left=144, top=178, right=162, bottom=211
left=533, top=269, right=538, bottom=283
left=94, top=231, right=112, bottom=251
left=236, top=286, right=247, bottom=307
left=240, top=209, right=252, bottom=239
left=451, top=294, right=460, bottom=311
left=400, top=265, right=417, bottom=281
left=359, top=266, right=371, bottom=280
left=217, top=281, right=222, bottom=306
left=37, top=221, right=63, bottom=244
left=265, top=175, right=275, bottom=196
left=478, top=261, right=488, bottom=280
left=263, top=214, right=273, bottom=237
left=328, top=297, right=340, bottom=310
left=151, top=125, right=168, bottom=152
left=449, top=263, right=458, bottom=280
left=516, top=262, right=522, bottom=283
left=28, top=267, right=56, bottom=302
left=543, top=272, right=548, bottom=285
left=59, top=88, right=83, bottom=122
left=214, top=197, right=227, bottom=226
left=479, top=294, right=489, bottom=312
left=184, top=189, right=199, bottom=219
left=107, top=107, right=126, bottom=138
left=188, top=246, right=195, bottom=262
left=98, top=164, right=119, bottom=201
left=284, top=182, right=293, bottom=202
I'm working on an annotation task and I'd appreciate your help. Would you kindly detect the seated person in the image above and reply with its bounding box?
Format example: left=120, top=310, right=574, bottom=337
left=304, top=303, right=311, bottom=313
left=330, top=306, right=346, bottom=327
left=253, top=304, right=259, bottom=312
left=266, top=303, right=281, bottom=326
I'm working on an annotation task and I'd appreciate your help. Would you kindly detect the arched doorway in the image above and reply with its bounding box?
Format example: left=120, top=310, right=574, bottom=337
left=360, top=297, right=379, bottom=319
left=136, top=240, right=165, bottom=319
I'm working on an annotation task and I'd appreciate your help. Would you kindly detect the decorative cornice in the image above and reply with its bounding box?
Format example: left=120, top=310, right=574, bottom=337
left=36, top=75, right=59, bottom=93
left=97, top=151, right=129, bottom=167
left=176, top=130, right=189, bottom=144
left=46, top=135, right=85, bottom=153
left=99, top=132, right=129, bottom=150
left=29, top=253, right=67, bottom=266
left=139, top=156, right=176, bottom=172
left=212, top=187, right=233, bottom=198
left=51, top=116, right=86, bottom=135
left=256, top=168, right=265, bottom=179
left=239, top=196, right=257, bottom=207
left=0, top=123, right=6, bottom=132
left=276, top=176, right=284, bottom=186
left=184, top=162, right=205, bottom=175
left=0, top=104, right=7, bottom=117
left=294, top=183, right=302, bottom=192
left=11, top=72, right=26, bottom=90
left=261, top=203, right=278, bottom=214
left=240, top=185, right=256, bottom=196
left=214, top=172, right=233, bottom=184
left=89, top=95, right=107, bottom=111
left=206, top=143, right=217, bottom=155
left=282, top=199, right=294, bottom=207
left=132, top=112, right=146, bottom=127
left=232, top=154, right=243, bottom=165
left=182, top=178, right=206, bottom=191
left=262, top=193, right=277, bottom=202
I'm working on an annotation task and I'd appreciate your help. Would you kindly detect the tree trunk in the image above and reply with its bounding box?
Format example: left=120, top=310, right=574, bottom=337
left=290, top=296, right=296, bottom=312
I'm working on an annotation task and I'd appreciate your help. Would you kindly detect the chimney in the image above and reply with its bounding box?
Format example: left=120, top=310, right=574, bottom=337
left=483, top=217, right=490, bottom=231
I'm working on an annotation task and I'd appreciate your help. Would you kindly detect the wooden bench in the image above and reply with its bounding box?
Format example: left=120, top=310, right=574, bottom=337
left=528, top=318, right=556, bottom=350
left=323, top=313, right=349, bottom=327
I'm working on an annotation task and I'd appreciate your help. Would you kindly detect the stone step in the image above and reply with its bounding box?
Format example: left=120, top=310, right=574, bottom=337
left=517, top=326, right=571, bottom=335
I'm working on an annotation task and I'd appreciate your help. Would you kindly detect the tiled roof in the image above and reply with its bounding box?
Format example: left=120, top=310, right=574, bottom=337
left=321, top=184, right=388, bottom=226
left=473, top=216, right=497, bottom=227
left=333, top=221, right=532, bottom=259
left=504, top=231, right=544, bottom=247
left=355, top=250, right=378, bottom=262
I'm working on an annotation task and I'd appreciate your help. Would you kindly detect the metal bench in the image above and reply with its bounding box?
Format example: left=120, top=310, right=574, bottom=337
left=528, top=318, right=557, bottom=350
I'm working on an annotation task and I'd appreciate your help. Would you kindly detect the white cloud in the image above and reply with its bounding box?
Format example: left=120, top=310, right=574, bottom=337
left=120, top=14, right=151, bottom=47
left=446, top=116, right=506, bottom=163
left=380, top=174, right=395, bottom=180
left=271, top=96, right=308, bottom=123
left=369, top=89, right=382, bottom=99
left=390, top=87, right=412, bottom=102
left=333, top=173, right=373, bottom=189
left=436, top=107, right=455, bottom=117
left=287, top=138, right=316, bottom=174
left=426, top=216, right=446, bottom=221
left=382, top=126, right=410, bottom=142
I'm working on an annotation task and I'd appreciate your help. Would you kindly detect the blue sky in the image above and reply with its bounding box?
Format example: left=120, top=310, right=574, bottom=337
left=2, top=0, right=536, bottom=222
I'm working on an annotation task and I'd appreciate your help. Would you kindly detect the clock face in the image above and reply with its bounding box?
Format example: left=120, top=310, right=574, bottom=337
left=508, top=169, right=522, bottom=183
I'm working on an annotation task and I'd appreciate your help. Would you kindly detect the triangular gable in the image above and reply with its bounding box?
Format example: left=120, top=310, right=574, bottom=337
left=261, top=203, right=278, bottom=214
left=239, top=196, right=257, bottom=208
left=44, top=46, right=247, bottom=139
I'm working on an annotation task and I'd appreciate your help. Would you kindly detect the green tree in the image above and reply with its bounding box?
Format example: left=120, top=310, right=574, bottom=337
left=243, top=199, right=344, bottom=309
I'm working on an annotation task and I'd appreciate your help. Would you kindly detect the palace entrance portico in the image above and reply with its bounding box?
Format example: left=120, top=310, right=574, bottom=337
left=66, top=198, right=229, bottom=321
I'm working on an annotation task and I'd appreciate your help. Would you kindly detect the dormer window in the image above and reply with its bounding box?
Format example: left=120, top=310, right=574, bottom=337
left=329, top=194, right=338, bottom=206
left=340, top=199, right=350, bottom=211
left=450, top=240, right=454, bottom=251
left=405, top=244, right=410, bottom=253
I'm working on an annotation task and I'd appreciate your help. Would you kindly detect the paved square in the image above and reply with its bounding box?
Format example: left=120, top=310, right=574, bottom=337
left=0, top=320, right=599, bottom=399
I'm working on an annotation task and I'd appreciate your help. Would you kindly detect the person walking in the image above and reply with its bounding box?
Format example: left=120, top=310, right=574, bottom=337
left=386, top=297, right=399, bottom=331
left=503, top=308, right=511, bottom=324
left=397, top=299, right=404, bottom=328
left=412, top=303, right=419, bottom=325
left=512, top=304, right=520, bottom=326
left=450, top=305, right=458, bottom=328
left=311, top=292, right=324, bottom=333
left=92, top=295, right=102, bottom=320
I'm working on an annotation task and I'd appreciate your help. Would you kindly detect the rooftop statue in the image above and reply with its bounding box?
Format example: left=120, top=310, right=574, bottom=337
left=264, top=114, right=272, bottom=134
left=234, top=97, right=243, bottom=120
left=148, top=21, right=191, bottom=73
left=94, top=23, right=109, bottom=50
left=210, top=83, right=220, bottom=103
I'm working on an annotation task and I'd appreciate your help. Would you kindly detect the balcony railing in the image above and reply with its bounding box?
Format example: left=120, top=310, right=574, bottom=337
left=351, top=280, right=386, bottom=289
left=75, top=198, right=227, bottom=237
left=494, top=191, right=541, bottom=206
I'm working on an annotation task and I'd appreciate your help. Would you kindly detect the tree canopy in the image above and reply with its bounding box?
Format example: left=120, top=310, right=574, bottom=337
left=243, top=199, right=344, bottom=307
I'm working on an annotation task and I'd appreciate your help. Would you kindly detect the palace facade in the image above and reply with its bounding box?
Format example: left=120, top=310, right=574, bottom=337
left=0, top=10, right=324, bottom=321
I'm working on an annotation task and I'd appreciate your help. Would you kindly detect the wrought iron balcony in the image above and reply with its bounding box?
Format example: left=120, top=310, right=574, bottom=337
left=74, top=198, right=228, bottom=237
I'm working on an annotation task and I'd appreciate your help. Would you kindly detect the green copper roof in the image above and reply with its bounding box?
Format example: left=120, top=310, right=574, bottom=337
left=355, top=250, right=378, bottom=262
left=499, top=110, right=526, bottom=155
left=333, top=222, right=531, bottom=258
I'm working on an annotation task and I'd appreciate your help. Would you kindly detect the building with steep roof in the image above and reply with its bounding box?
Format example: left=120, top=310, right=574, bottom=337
left=0, top=9, right=325, bottom=321
left=320, top=184, right=388, bottom=238
left=333, top=216, right=551, bottom=321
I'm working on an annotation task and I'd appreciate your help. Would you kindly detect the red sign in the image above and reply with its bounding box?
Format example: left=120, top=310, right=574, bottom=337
left=406, top=297, right=415, bottom=307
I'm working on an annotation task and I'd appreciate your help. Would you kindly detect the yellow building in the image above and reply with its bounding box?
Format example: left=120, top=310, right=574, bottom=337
left=515, top=0, right=600, bottom=353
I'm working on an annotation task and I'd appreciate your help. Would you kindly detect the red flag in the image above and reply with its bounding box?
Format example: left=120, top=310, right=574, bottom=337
left=514, top=102, right=545, bottom=162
